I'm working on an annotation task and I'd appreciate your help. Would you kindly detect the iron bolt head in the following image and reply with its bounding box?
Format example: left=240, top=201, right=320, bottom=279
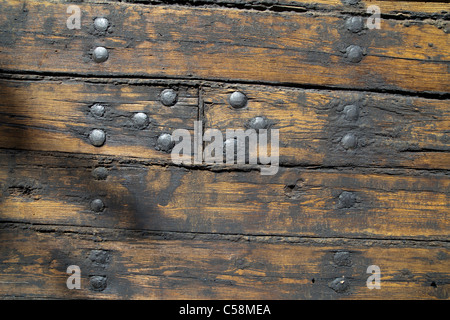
left=94, top=17, right=109, bottom=32
left=90, top=199, right=105, bottom=213
left=132, top=112, right=149, bottom=129
left=92, top=167, right=108, bottom=180
left=345, top=16, right=364, bottom=33
left=248, top=116, right=269, bottom=130
left=160, top=89, right=178, bottom=106
left=345, top=45, right=364, bottom=63
left=329, top=277, right=350, bottom=293
left=89, top=129, right=106, bottom=147
left=156, top=133, right=175, bottom=152
left=89, top=276, right=107, bottom=291
left=93, top=46, right=109, bottom=63
left=341, top=133, right=357, bottom=149
left=90, top=103, right=105, bottom=117
left=338, top=191, right=357, bottom=208
left=343, top=104, right=359, bottom=121
left=229, top=91, right=248, bottom=109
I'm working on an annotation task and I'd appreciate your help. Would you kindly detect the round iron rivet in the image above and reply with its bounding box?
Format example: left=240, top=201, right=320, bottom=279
left=89, top=276, right=107, bottom=292
left=132, top=112, right=149, bottom=129
left=345, top=45, right=364, bottom=63
left=329, top=277, right=350, bottom=293
left=341, top=133, right=357, bottom=149
left=94, top=17, right=109, bottom=32
left=90, top=199, right=105, bottom=213
left=345, top=16, right=364, bottom=33
left=160, top=89, right=178, bottom=107
left=334, top=251, right=352, bottom=267
left=156, top=133, right=174, bottom=152
left=92, top=167, right=108, bottom=180
left=343, top=104, right=359, bottom=121
left=93, top=47, right=109, bottom=63
left=249, top=116, right=269, bottom=130
left=338, top=191, right=356, bottom=208
left=229, top=91, right=248, bottom=109
left=89, top=129, right=106, bottom=147
left=90, top=103, right=105, bottom=117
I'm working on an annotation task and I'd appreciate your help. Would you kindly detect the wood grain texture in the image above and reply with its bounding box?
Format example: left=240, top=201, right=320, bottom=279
left=0, top=226, right=448, bottom=299
left=0, top=150, right=448, bottom=241
left=0, top=0, right=448, bottom=93
left=123, top=0, right=450, bottom=17
left=203, top=84, right=450, bottom=170
left=0, top=78, right=198, bottom=161
left=0, top=78, right=448, bottom=169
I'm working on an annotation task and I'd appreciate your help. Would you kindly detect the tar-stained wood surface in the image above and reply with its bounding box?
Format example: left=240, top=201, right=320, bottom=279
left=0, top=226, right=448, bottom=299
left=0, top=150, right=448, bottom=240
left=0, top=0, right=449, bottom=93
left=0, top=0, right=449, bottom=300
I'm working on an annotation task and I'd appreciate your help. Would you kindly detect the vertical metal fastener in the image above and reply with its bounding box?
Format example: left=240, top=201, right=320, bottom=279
left=343, top=104, right=359, bottom=121
left=89, top=129, right=106, bottom=147
left=338, top=191, right=357, bottom=208
left=328, top=277, right=350, bottom=293
left=94, top=17, right=109, bottom=32
left=132, top=112, right=150, bottom=129
left=248, top=116, right=269, bottom=130
left=345, top=16, right=364, bottom=33
left=93, top=47, right=109, bottom=63
left=341, top=133, right=357, bottom=149
left=345, top=45, right=364, bottom=63
left=160, top=89, right=178, bottom=107
left=90, top=199, right=105, bottom=213
left=156, top=133, right=175, bottom=152
left=90, top=103, right=106, bottom=117
left=89, top=276, right=107, bottom=291
left=229, top=91, right=248, bottom=109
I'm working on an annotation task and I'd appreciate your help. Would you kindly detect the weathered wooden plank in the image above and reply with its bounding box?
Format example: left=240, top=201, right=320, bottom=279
left=0, top=150, right=448, bottom=240
left=0, top=78, right=198, bottom=161
left=0, top=78, right=448, bottom=169
left=0, top=0, right=448, bottom=93
left=122, top=0, right=450, bottom=17
left=0, top=226, right=448, bottom=299
left=203, top=84, right=450, bottom=170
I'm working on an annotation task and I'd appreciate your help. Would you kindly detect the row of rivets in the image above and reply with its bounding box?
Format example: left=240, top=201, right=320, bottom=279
left=93, top=17, right=110, bottom=63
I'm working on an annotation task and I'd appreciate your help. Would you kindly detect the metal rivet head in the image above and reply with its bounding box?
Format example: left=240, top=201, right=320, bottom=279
left=94, top=17, right=109, bottom=32
left=89, top=276, right=107, bottom=292
left=248, top=116, right=269, bottom=130
left=90, top=103, right=105, bottom=117
left=160, top=89, right=178, bottom=107
left=92, top=167, right=108, bottom=180
left=333, top=251, right=352, bottom=267
left=338, top=191, right=356, bottom=208
left=329, top=277, right=350, bottom=293
left=156, top=133, right=174, bottom=152
left=229, top=91, right=248, bottom=109
left=89, top=129, right=106, bottom=147
left=341, top=133, right=357, bottom=149
left=90, top=199, right=105, bottom=213
left=345, top=45, right=364, bottom=63
left=132, top=112, right=149, bottom=129
left=93, top=46, right=109, bottom=63
left=343, top=104, right=359, bottom=121
left=345, top=16, right=364, bottom=33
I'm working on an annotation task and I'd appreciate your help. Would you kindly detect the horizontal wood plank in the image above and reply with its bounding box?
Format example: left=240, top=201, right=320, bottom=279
left=0, top=0, right=448, bottom=93
left=0, top=150, right=448, bottom=240
left=203, top=84, right=450, bottom=170
left=122, top=0, right=450, bottom=17
left=0, top=78, right=198, bottom=161
left=0, top=226, right=448, bottom=299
